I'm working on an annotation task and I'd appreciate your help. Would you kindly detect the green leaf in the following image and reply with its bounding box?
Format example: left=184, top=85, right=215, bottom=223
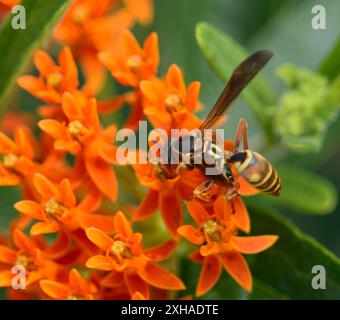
left=181, top=206, right=340, bottom=299
left=248, top=164, right=337, bottom=215
left=319, top=35, right=340, bottom=81
left=273, top=64, right=340, bottom=153
left=0, top=0, right=72, bottom=115
left=195, top=22, right=276, bottom=137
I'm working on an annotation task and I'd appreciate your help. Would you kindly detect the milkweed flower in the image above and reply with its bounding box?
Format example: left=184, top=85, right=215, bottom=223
left=40, top=268, right=98, bottom=300
left=141, top=64, right=202, bottom=132
left=178, top=196, right=278, bottom=296
left=85, top=211, right=184, bottom=299
left=53, top=0, right=153, bottom=95
left=14, top=173, right=116, bottom=235
left=0, top=229, right=61, bottom=288
left=99, top=30, right=159, bottom=87
left=38, top=92, right=118, bottom=200
left=17, top=47, right=82, bottom=107
left=0, top=126, right=36, bottom=186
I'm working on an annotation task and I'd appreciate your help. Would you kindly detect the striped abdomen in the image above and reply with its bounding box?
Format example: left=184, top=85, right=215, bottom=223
left=228, top=150, right=281, bottom=196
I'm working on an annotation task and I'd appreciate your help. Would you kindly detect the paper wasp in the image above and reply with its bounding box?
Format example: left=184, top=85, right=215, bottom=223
left=158, top=50, right=281, bottom=201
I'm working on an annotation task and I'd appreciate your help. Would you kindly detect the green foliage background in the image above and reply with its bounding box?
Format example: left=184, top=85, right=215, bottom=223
left=0, top=0, right=340, bottom=299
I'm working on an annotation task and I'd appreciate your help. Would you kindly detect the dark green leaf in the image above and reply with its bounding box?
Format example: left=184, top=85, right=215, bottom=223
left=195, top=22, right=276, bottom=137
left=250, top=164, right=337, bottom=215
left=0, top=0, right=72, bottom=114
left=319, top=35, right=340, bottom=81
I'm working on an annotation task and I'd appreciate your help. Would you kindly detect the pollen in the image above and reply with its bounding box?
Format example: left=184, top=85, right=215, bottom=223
left=165, top=94, right=182, bottom=109
left=3, top=153, right=18, bottom=169
left=44, top=199, right=65, bottom=219
left=68, top=120, right=86, bottom=138
left=111, top=240, right=131, bottom=258
left=47, top=72, right=63, bottom=87
left=15, top=255, right=28, bottom=268
left=203, top=220, right=221, bottom=242
left=127, top=55, right=143, bottom=70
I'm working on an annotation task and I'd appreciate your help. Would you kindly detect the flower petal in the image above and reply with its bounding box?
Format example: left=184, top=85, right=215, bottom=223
left=230, top=197, right=250, bottom=234
left=137, top=261, right=185, bottom=290
left=85, top=155, right=118, bottom=201
left=159, top=188, right=183, bottom=238
left=62, top=92, right=83, bottom=121
left=232, top=235, right=278, bottom=254
left=220, top=251, right=252, bottom=292
left=85, top=227, right=114, bottom=251
left=85, top=255, right=115, bottom=271
left=31, top=221, right=60, bottom=235
left=114, top=211, right=133, bottom=238
left=133, top=189, right=158, bottom=221
left=39, top=280, right=69, bottom=300
left=177, top=225, right=204, bottom=245
left=13, top=229, right=37, bottom=252
left=38, top=119, right=67, bottom=140
left=14, top=200, right=43, bottom=220
left=79, top=213, right=115, bottom=233
left=33, top=173, right=59, bottom=199
left=0, top=245, right=16, bottom=264
left=186, top=199, right=210, bottom=225
left=144, top=239, right=177, bottom=261
left=196, top=255, right=222, bottom=297
left=124, top=271, right=150, bottom=299
left=0, top=270, right=12, bottom=287
left=58, top=179, right=76, bottom=207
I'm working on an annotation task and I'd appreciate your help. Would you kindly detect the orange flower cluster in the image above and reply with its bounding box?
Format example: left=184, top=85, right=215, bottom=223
left=0, top=0, right=278, bottom=300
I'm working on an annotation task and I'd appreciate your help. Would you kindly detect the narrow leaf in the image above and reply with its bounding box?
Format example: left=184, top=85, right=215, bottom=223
left=319, top=35, right=340, bottom=81
left=0, top=0, right=72, bottom=114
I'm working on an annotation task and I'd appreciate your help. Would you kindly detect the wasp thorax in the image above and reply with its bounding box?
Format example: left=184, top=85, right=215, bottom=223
left=203, top=220, right=221, bottom=242
left=44, top=199, right=65, bottom=219
left=68, top=120, right=86, bottom=138
left=127, top=55, right=143, bottom=70
left=111, top=241, right=131, bottom=258
left=47, top=72, right=63, bottom=87
left=3, top=153, right=19, bottom=169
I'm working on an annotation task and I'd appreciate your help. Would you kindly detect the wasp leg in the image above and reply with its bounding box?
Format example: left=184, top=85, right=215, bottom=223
left=234, top=118, right=249, bottom=151
left=193, top=179, right=215, bottom=202
left=176, top=162, right=194, bottom=174
left=155, top=163, right=177, bottom=180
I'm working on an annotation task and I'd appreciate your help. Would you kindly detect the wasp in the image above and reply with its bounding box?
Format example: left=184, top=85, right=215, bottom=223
left=157, top=50, right=281, bottom=201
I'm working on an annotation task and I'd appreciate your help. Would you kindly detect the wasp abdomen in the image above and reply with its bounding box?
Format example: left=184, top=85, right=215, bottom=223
left=229, top=150, right=281, bottom=196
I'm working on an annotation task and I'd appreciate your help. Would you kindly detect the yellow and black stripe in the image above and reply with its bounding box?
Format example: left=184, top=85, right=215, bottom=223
left=229, top=150, right=281, bottom=196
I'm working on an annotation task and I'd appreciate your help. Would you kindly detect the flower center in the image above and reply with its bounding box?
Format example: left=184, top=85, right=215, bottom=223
left=111, top=240, right=131, bottom=259
left=15, top=254, right=37, bottom=271
left=72, top=5, right=89, bottom=24
left=203, top=220, right=221, bottom=242
left=67, top=294, right=85, bottom=300
left=3, top=153, right=18, bottom=169
left=44, top=199, right=65, bottom=219
left=68, top=120, right=87, bottom=138
left=127, top=55, right=143, bottom=70
left=165, top=94, right=183, bottom=112
left=47, top=72, right=63, bottom=87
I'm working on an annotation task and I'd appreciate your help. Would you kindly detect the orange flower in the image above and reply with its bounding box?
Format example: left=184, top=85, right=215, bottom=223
left=99, top=30, right=159, bottom=87
left=130, top=149, right=207, bottom=238
left=85, top=211, right=184, bottom=298
left=14, top=173, right=116, bottom=235
left=0, top=0, right=19, bottom=16
left=38, top=92, right=118, bottom=200
left=17, top=47, right=84, bottom=108
left=40, top=268, right=98, bottom=300
left=0, top=126, right=36, bottom=186
left=141, top=64, right=202, bottom=131
left=178, top=196, right=278, bottom=296
left=0, top=229, right=61, bottom=288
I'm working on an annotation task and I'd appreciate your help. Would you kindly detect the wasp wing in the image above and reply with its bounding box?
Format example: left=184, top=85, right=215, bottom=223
left=199, top=50, right=273, bottom=130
